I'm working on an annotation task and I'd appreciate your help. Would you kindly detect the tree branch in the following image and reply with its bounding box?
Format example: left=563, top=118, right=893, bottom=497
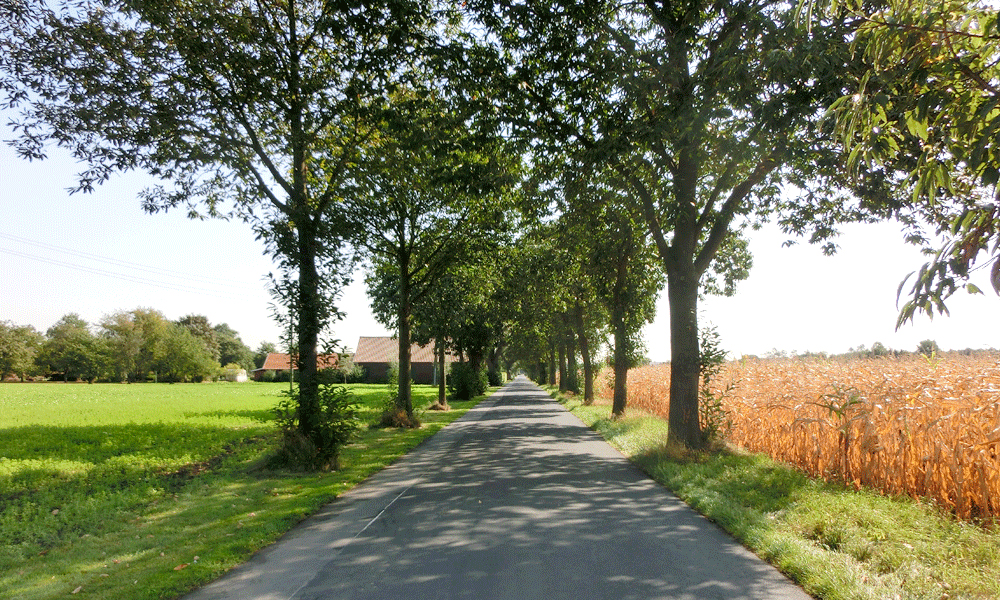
left=694, top=154, right=779, bottom=275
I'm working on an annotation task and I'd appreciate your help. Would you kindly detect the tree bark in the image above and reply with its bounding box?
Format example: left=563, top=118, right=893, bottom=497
left=557, top=337, right=567, bottom=392
left=437, top=340, right=447, bottom=406
left=575, top=303, right=594, bottom=405
left=296, top=216, right=321, bottom=446
left=666, top=268, right=703, bottom=448
left=397, top=265, right=414, bottom=419
left=612, top=319, right=629, bottom=417
left=565, top=323, right=579, bottom=395
left=487, top=341, right=503, bottom=385
left=547, top=340, right=557, bottom=386
left=611, top=252, right=631, bottom=417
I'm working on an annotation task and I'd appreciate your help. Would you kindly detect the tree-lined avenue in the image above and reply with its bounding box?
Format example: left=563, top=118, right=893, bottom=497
left=183, top=378, right=810, bottom=600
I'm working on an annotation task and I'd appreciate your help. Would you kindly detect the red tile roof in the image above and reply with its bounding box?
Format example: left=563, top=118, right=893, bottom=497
left=259, top=353, right=339, bottom=371
left=353, top=337, right=456, bottom=364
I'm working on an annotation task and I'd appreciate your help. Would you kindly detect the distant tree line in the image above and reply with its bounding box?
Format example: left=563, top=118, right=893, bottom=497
left=0, top=310, right=273, bottom=383
left=760, top=339, right=996, bottom=361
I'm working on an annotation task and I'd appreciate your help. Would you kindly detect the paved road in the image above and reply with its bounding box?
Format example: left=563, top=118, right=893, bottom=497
left=184, top=377, right=811, bottom=600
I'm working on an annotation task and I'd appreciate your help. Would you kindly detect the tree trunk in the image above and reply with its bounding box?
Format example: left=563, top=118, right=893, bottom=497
left=610, top=251, right=631, bottom=417
left=633, top=139, right=706, bottom=447
left=296, top=218, right=321, bottom=446
left=469, top=347, right=483, bottom=376
left=557, top=338, right=567, bottom=392
left=487, top=341, right=503, bottom=385
left=437, top=340, right=447, bottom=407
left=396, top=267, right=414, bottom=420
left=287, top=14, right=323, bottom=449
left=565, top=325, right=579, bottom=394
left=547, top=340, right=557, bottom=386
left=666, top=269, right=703, bottom=448
left=612, top=316, right=629, bottom=417
left=575, top=303, right=594, bottom=405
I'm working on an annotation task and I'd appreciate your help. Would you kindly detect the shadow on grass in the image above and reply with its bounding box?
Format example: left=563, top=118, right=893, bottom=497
left=182, top=408, right=276, bottom=422
left=0, top=422, right=276, bottom=515
left=613, top=441, right=823, bottom=569
left=2, top=387, right=487, bottom=600
left=0, top=422, right=272, bottom=464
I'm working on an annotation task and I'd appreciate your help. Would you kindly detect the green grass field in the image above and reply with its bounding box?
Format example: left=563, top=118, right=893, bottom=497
left=0, top=382, right=485, bottom=600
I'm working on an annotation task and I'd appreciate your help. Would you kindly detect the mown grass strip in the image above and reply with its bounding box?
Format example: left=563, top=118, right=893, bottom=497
left=1, top=382, right=491, bottom=600
left=550, top=388, right=1000, bottom=600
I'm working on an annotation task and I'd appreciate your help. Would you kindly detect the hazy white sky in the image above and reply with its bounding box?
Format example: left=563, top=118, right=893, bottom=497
left=2, top=127, right=996, bottom=362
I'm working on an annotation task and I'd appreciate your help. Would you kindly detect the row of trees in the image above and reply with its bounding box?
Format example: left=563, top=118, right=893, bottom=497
left=0, top=311, right=264, bottom=383
left=3, top=0, right=997, bottom=451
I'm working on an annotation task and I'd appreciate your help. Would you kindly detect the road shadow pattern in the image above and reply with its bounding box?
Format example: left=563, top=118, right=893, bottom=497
left=289, top=379, right=807, bottom=600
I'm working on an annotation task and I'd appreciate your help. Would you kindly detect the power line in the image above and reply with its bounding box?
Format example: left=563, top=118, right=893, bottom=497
left=0, top=246, right=258, bottom=302
left=0, top=231, right=264, bottom=292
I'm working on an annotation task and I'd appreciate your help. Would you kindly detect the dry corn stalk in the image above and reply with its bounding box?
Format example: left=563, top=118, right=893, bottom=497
left=600, top=353, right=1000, bottom=522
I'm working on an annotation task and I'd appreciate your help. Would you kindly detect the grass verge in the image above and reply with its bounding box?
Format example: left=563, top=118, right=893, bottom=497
left=1, top=382, right=490, bottom=600
left=549, top=388, right=1000, bottom=600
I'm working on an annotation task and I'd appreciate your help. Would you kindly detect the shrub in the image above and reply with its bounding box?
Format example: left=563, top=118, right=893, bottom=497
left=334, top=365, right=366, bottom=384
left=373, top=361, right=422, bottom=428
left=698, top=324, right=733, bottom=447
left=317, top=367, right=341, bottom=385
left=917, top=339, right=940, bottom=356
left=270, top=384, right=360, bottom=471
left=375, top=406, right=421, bottom=428
left=449, top=362, right=487, bottom=401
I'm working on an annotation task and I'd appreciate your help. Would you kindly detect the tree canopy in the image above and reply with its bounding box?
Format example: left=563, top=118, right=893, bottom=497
left=1, top=0, right=450, bottom=451
left=465, top=0, right=896, bottom=446
left=797, top=0, right=1000, bottom=325
left=349, top=83, right=518, bottom=419
left=6, top=0, right=994, bottom=451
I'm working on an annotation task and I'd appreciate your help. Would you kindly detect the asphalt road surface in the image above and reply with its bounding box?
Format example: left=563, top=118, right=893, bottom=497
left=184, top=376, right=811, bottom=600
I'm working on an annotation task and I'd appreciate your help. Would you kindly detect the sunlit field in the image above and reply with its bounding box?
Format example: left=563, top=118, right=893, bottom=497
left=0, top=382, right=474, bottom=600
left=604, top=353, right=1000, bottom=522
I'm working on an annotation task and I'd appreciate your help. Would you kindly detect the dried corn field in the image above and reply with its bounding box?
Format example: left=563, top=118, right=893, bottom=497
left=601, top=354, right=1000, bottom=522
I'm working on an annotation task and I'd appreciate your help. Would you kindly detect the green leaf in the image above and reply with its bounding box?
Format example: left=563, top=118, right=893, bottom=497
left=905, top=112, right=928, bottom=140
left=992, top=257, right=1000, bottom=295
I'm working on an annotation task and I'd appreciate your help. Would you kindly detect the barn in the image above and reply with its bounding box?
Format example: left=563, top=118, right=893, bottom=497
left=251, top=353, right=339, bottom=381
left=352, top=337, right=456, bottom=384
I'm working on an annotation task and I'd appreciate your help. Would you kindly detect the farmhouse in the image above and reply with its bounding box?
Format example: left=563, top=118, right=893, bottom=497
left=353, top=336, right=456, bottom=384
left=252, top=353, right=339, bottom=381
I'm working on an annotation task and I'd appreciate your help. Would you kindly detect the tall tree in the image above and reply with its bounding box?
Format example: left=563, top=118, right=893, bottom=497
left=176, top=315, right=220, bottom=364
left=99, top=308, right=172, bottom=382
left=156, top=323, right=219, bottom=382
left=548, top=212, right=608, bottom=404
left=214, top=323, right=255, bottom=372
left=0, top=321, right=42, bottom=381
left=253, top=341, right=277, bottom=369
left=1, top=0, right=443, bottom=448
left=35, top=313, right=106, bottom=382
left=351, top=87, right=516, bottom=421
left=567, top=185, right=664, bottom=416
left=468, top=0, right=886, bottom=447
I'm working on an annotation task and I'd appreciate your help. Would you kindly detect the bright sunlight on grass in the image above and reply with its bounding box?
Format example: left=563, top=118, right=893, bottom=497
left=0, top=382, right=488, bottom=600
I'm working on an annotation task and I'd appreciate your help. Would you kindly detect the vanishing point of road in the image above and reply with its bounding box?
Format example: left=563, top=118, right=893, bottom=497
left=184, top=377, right=811, bottom=600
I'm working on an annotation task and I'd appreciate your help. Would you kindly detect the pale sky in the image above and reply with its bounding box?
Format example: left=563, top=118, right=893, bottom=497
left=2, top=125, right=997, bottom=362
